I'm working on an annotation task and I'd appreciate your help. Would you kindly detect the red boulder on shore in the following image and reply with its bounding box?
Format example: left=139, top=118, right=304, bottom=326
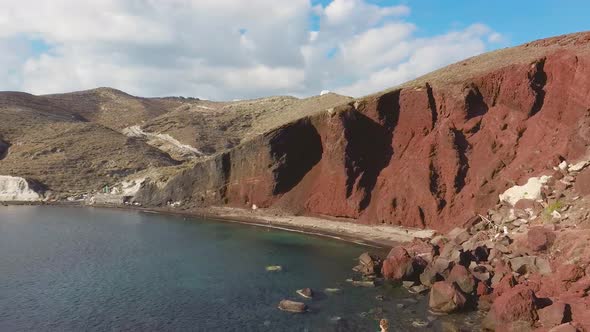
left=483, top=285, right=538, bottom=331
left=447, top=264, right=476, bottom=294
left=428, top=281, right=467, bottom=314
left=382, top=246, right=414, bottom=281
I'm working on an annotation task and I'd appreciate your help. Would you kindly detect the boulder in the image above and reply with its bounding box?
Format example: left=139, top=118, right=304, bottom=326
left=447, top=264, right=476, bottom=294
left=382, top=247, right=414, bottom=281
left=296, top=288, right=314, bottom=299
left=574, top=168, right=590, bottom=196
left=420, top=265, right=443, bottom=287
left=527, top=227, right=556, bottom=252
left=514, top=198, right=542, bottom=213
left=404, top=239, right=436, bottom=264
left=461, top=231, right=489, bottom=251
left=483, top=285, right=538, bottom=331
left=350, top=279, right=376, bottom=287
left=538, top=302, right=570, bottom=328
left=278, top=300, right=307, bottom=313
left=493, top=274, right=517, bottom=297
left=471, top=265, right=491, bottom=282
left=420, top=257, right=453, bottom=287
left=448, top=227, right=471, bottom=245
left=510, top=256, right=552, bottom=276
left=549, top=323, right=579, bottom=332
left=428, top=281, right=467, bottom=314
left=439, top=243, right=462, bottom=263
left=356, top=252, right=382, bottom=276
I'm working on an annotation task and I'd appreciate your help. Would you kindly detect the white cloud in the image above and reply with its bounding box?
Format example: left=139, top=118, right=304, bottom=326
left=0, top=0, right=503, bottom=100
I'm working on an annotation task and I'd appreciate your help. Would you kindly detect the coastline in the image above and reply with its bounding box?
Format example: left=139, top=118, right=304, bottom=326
left=1, top=201, right=436, bottom=248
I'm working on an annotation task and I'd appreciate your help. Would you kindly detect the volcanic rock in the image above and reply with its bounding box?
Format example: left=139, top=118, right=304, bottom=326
left=574, top=168, right=590, bottom=197
left=382, top=247, right=414, bottom=281
left=354, top=252, right=382, bottom=276
left=278, top=300, right=307, bottom=313
left=296, top=288, right=314, bottom=299
left=527, top=227, right=557, bottom=252
left=483, top=285, right=538, bottom=331
left=538, top=302, right=570, bottom=328
left=428, top=281, right=467, bottom=314
left=447, top=264, right=476, bottom=294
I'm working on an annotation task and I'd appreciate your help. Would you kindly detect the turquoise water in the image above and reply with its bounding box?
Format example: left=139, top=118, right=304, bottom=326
left=0, top=206, right=478, bottom=331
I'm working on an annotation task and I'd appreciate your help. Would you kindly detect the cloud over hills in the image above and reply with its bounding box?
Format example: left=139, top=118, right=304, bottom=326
left=0, top=0, right=502, bottom=100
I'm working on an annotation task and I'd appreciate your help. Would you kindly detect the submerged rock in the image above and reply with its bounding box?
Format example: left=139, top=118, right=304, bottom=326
left=266, top=265, right=282, bottom=272
left=324, top=288, right=341, bottom=293
left=350, top=280, right=376, bottom=287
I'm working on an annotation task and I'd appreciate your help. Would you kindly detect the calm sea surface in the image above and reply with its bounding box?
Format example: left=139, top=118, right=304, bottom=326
left=0, top=206, right=480, bottom=331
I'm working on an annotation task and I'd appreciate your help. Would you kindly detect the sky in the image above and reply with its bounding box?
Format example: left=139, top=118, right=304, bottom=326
left=0, top=0, right=587, bottom=100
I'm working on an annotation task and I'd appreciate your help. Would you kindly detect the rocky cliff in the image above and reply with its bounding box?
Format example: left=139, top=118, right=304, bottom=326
left=136, top=32, right=590, bottom=232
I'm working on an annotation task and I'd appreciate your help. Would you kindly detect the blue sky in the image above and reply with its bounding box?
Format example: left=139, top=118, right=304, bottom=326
left=0, top=0, right=588, bottom=99
left=311, top=0, right=588, bottom=44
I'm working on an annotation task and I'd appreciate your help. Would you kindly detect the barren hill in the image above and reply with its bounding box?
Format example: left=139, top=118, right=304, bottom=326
left=0, top=88, right=351, bottom=197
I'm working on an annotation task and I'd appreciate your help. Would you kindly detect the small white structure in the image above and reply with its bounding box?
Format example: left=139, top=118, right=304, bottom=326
left=320, top=90, right=331, bottom=96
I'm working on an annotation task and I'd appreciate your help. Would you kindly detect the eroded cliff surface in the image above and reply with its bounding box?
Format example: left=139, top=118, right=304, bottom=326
left=136, top=32, right=590, bottom=231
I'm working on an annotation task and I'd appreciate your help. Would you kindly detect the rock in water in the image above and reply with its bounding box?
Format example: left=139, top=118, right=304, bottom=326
left=296, top=288, right=314, bottom=299
left=278, top=300, right=307, bottom=313
left=354, top=252, right=382, bottom=276
left=266, top=265, right=282, bottom=272
left=350, top=280, right=376, bottom=287
left=324, top=288, right=341, bottom=293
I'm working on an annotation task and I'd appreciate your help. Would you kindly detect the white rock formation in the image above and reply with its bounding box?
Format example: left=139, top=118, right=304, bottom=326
left=569, top=160, right=589, bottom=172
left=0, top=175, right=41, bottom=201
left=122, top=125, right=203, bottom=158
left=120, top=178, right=146, bottom=196
left=499, top=175, right=551, bottom=206
left=320, top=90, right=331, bottom=96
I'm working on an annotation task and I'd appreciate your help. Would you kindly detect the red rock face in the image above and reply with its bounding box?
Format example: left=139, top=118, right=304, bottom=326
left=139, top=32, right=590, bottom=232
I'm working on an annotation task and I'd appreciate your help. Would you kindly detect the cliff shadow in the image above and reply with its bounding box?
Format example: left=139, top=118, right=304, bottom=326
left=269, top=119, right=323, bottom=195
left=343, top=110, right=396, bottom=210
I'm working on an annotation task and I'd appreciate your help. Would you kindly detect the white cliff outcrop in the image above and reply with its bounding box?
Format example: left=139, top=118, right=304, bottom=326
left=499, top=175, right=551, bottom=206
left=0, top=175, right=42, bottom=201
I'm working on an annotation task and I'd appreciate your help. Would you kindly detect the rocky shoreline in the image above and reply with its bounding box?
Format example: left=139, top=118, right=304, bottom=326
left=346, top=158, right=590, bottom=331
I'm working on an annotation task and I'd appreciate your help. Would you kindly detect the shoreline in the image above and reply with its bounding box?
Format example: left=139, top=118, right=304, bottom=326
left=1, top=201, right=436, bottom=248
